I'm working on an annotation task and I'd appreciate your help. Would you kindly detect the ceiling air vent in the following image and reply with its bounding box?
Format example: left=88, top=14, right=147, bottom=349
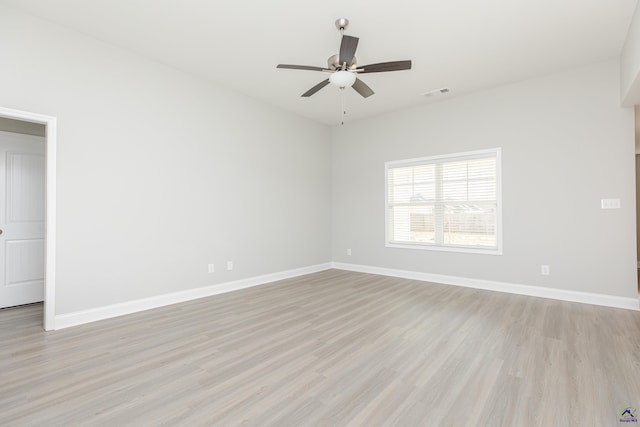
left=422, top=87, right=450, bottom=97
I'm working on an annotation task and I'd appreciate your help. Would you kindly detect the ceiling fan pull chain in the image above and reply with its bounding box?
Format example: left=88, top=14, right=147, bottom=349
left=341, top=88, right=346, bottom=125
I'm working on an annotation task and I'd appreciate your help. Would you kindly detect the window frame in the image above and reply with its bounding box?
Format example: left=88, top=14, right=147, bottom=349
left=385, top=148, right=502, bottom=255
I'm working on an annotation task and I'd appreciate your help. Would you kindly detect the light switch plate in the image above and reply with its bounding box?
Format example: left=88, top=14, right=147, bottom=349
left=601, top=198, right=620, bottom=209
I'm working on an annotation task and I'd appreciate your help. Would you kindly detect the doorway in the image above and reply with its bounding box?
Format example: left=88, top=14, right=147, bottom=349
left=0, top=107, right=56, bottom=331
left=0, top=128, right=45, bottom=308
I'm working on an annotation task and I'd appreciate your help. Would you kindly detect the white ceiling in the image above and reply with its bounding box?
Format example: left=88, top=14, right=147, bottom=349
left=1, top=0, right=638, bottom=126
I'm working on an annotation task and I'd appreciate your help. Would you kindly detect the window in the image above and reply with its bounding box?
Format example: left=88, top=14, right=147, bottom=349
left=385, top=148, right=501, bottom=254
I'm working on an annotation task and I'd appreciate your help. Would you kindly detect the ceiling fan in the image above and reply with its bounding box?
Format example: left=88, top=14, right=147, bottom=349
left=277, top=18, right=412, bottom=99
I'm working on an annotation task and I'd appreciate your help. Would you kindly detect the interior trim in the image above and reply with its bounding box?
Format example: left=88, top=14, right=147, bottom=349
left=54, top=263, right=333, bottom=329
left=0, top=107, right=57, bottom=331
left=332, top=262, right=640, bottom=311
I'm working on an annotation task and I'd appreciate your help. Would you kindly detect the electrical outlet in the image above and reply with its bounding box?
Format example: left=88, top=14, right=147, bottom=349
left=347, top=248, right=352, bottom=256
left=541, top=265, right=550, bottom=276
left=227, top=261, right=233, bottom=270
left=208, top=264, right=215, bottom=273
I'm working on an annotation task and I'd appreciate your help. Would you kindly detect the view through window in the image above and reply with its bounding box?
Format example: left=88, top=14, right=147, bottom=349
left=386, top=148, right=501, bottom=254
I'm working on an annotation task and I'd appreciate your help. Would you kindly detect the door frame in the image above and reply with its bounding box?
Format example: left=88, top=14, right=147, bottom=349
left=0, top=107, right=56, bottom=331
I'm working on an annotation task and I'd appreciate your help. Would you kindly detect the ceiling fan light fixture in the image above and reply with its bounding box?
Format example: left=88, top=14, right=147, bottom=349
left=329, top=70, right=356, bottom=88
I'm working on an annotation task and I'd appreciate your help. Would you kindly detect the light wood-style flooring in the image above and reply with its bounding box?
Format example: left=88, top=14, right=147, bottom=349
left=1, top=269, right=640, bottom=426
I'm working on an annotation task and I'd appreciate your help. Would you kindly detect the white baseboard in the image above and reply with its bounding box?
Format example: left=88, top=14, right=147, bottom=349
left=54, top=260, right=639, bottom=329
left=331, top=262, right=640, bottom=311
left=54, top=263, right=333, bottom=330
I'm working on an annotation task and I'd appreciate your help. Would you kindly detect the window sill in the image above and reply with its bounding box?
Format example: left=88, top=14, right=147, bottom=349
left=386, top=242, right=502, bottom=255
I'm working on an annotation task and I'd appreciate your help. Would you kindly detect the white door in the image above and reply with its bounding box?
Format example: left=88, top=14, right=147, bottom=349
left=0, top=131, right=45, bottom=308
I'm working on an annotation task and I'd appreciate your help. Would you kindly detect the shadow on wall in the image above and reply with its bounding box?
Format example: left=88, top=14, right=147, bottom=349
left=0, top=117, right=45, bottom=136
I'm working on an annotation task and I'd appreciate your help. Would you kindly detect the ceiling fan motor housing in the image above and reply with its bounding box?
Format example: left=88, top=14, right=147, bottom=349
left=328, top=54, right=357, bottom=70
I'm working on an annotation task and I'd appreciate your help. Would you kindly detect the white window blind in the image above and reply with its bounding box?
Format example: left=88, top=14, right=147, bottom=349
left=385, top=148, right=501, bottom=254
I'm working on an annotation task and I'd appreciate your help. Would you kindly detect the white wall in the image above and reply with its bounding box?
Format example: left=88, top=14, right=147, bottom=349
left=332, top=60, right=637, bottom=299
left=0, top=6, right=331, bottom=314
left=621, top=1, right=640, bottom=106
left=0, top=4, right=636, bottom=319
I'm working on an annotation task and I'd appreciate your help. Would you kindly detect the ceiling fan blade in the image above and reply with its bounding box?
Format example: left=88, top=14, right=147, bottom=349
left=352, top=78, right=374, bottom=98
left=277, top=64, right=327, bottom=72
left=359, top=60, right=412, bottom=74
left=339, top=35, right=359, bottom=66
left=301, top=79, right=330, bottom=97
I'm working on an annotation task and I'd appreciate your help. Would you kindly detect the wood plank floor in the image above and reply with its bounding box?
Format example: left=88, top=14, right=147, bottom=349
left=1, top=269, right=639, bottom=426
